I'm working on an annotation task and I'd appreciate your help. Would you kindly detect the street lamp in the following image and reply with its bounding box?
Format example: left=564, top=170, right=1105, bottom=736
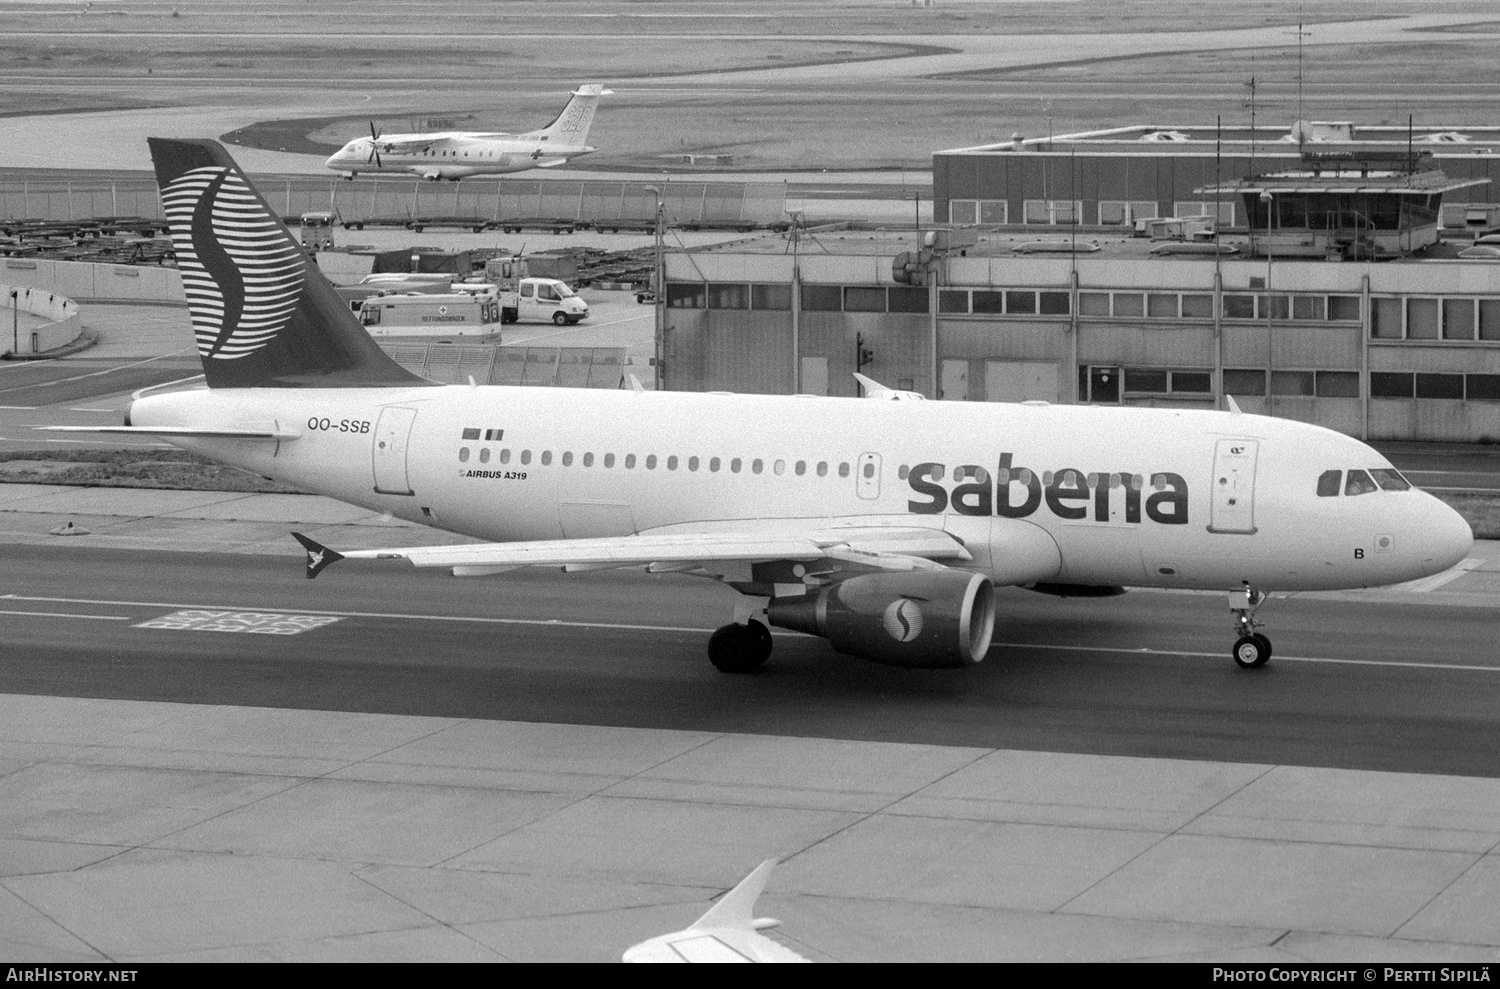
left=786, top=209, right=804, bottom=394
left=643, top=185, right=665, bottom=390
left=1261, top=188, right=1274, bottom=415
left=9, top=289, right=17, bottom=357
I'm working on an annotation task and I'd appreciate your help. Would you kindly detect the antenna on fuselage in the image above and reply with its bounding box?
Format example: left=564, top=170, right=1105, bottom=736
left=1225, top=395, right=1243, bottom=414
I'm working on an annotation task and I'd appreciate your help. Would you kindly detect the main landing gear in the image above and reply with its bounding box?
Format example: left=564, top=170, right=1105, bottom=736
left=707, top=620, right=773, bottom=674
left=1229, top=584, right=1272, bottom=669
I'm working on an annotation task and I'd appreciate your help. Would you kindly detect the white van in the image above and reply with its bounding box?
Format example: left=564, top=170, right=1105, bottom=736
left=513, top=277, right=589, bottom=325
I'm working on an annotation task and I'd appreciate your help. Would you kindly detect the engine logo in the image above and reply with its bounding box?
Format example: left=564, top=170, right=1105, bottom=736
left=883, top=598, right=923, bottom=642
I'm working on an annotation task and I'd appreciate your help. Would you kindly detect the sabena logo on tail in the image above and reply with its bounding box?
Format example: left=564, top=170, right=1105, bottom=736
left=147, top=138, right=429, bottom=389
left=160, top=166, right=304, bottom=360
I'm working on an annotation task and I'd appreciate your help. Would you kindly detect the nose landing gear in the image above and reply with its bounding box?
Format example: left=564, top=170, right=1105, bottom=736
left=1229, top=584, right=1272, bottom=668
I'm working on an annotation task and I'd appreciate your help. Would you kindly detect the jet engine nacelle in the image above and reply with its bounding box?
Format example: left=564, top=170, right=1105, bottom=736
left=767, top=570, right=995, bottom=669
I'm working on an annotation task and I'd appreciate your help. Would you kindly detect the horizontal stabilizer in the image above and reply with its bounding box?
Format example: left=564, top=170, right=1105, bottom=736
left=292, top=532, right=345, bottom=579
left=36, top=425, right=301, bottom=440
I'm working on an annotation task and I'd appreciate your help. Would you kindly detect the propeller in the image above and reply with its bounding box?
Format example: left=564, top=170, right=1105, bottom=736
left=367, top=121, right=383, bottom=167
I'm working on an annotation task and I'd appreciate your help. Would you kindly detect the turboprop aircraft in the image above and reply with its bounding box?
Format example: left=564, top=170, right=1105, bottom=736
left=324, top=84, right=610, bottom=181
left=49, top=138, right=1474, bottom=675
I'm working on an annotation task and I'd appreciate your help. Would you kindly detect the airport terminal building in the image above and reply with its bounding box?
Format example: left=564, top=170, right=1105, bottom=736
left=660, top=126, right=1500, bottom=444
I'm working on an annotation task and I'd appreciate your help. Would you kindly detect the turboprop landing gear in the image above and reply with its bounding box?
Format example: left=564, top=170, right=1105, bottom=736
left=1229, top=584, right=1272, bottom=669
left=707, top=620, right=773, bottom=674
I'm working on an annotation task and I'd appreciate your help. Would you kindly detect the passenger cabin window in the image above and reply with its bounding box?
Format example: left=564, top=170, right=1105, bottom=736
left=1317, top=470, right=1341, bottom=497
left=1345, top=469, right=1378, bottom=496
left=1370, top=468, right=1411, bottom=491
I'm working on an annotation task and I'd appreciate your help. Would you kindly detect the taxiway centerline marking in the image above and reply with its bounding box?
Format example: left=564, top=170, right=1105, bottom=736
left=0, top=594, right=711, bottom=634
left=0, top=610, right=132, bottom=621
left=1, top=593, right=1496, bottom=673
left=1396, top=557, right=1484, bottom=593
left=1002, top=641, right=1500, bottom=672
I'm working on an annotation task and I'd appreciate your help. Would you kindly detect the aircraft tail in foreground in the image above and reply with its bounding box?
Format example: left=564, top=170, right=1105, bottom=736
left=147, top=137, right=429, bottom=390
left=623, top=860, right=809, bottom=963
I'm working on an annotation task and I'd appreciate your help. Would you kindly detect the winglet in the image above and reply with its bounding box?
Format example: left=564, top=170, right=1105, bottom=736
left=854, top=373, right=925, bottom=401
left=689, top=859, right=779, bottom=932
left=292, top=532, right=344, bottom=579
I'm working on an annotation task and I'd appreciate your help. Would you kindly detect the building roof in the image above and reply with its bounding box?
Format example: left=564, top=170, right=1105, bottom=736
left=938, top=122, right=1500, bottom=159
left=1196, top=168, right=1489, bottom=197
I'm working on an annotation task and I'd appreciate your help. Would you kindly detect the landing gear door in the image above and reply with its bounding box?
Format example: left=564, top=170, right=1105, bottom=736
left=372, top=407, right=418, bottom=496
left=1209, top=438, right=1258, bottom=534
left=856, top=452, right=881, bottom=500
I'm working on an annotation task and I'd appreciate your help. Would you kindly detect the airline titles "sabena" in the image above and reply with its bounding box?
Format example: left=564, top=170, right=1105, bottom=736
left=907, top=453, right=1189, bottom=524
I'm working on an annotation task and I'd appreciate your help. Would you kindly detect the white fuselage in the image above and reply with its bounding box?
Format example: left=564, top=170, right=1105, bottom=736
left=130, top=386, right=1473, bottom=592
left=325, top=133, right=593, bottom=180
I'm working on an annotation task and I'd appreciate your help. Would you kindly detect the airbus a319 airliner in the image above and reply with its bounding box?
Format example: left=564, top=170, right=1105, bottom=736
left=51, top=139, right=1474, bottom=674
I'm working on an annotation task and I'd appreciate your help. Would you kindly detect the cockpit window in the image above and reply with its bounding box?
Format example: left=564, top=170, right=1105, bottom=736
left=1369, top=468, right=1412, bottom=492
left=1317, top=470, right=1342, bottom=497
left=1344, top=469, right=1378, bottom=496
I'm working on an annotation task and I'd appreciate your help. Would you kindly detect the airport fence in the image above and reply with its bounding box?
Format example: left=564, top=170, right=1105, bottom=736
left=0, top=175, right=788, bottom=230
left=381, top=342, right=628, bottom=388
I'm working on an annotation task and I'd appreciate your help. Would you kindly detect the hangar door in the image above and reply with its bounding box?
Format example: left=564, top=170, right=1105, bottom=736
left=985, top=361, right=1059, bottom=403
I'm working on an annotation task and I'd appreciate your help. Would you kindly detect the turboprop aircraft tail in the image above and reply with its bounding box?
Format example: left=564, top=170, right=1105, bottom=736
left=530, top=84, right=612, bottom=150
left=147, top=138, right=430, bottom=389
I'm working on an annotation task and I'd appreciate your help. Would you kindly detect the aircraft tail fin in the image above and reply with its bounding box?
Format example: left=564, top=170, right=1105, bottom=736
left=147, top=138, right=431, bottom=389
left=688, top=859, right=779, bottom=933
left=530, top=84, right=612, bottom=149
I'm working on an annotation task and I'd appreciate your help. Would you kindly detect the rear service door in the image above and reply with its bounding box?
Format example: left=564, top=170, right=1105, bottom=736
left=1209, top=438, right=1258, bottom=534
left=372, top=407, right=418, bottom=495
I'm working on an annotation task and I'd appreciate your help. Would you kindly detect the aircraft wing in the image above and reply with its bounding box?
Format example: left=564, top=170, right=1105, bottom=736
left=623, top=860, right=810, bottom=963
left=291, top=522, right=970, bottom=579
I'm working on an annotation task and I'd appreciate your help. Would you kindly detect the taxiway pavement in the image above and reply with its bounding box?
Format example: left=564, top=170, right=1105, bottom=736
left=0, top=486, right=1498, bottom=962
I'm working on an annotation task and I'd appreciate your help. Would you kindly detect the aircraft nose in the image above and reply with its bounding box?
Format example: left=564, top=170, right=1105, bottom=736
left=1419, top=495, right=1474, bottom=574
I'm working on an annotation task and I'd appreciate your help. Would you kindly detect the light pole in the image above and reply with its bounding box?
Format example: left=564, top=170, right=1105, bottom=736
left=786, top=209, right=803, bottom=394
left=1261, top=188, right=1274, bottom=415
left=643, top=184, right=665, bottom=390
left=10, top=289, right=17, bottom=357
